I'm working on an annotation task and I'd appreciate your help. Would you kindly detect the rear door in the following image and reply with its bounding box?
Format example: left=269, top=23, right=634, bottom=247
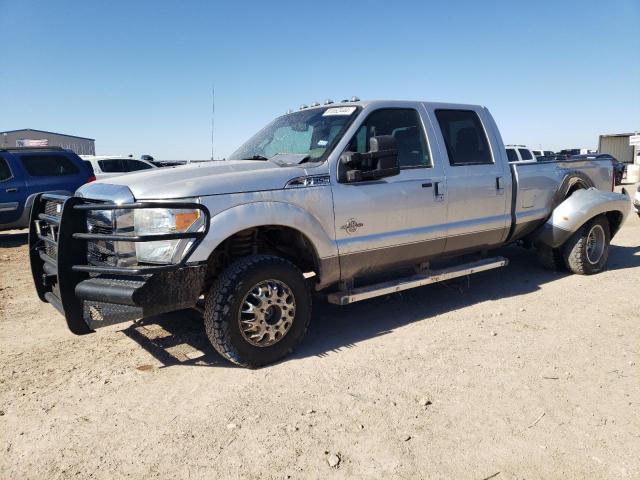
left=0, top=154, right=27, bottom=225
left=427, top=107, right=511, bottom=253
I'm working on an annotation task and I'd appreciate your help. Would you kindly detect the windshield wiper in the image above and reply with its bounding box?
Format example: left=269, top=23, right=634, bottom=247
left=241, top=155, right=269, bottom=161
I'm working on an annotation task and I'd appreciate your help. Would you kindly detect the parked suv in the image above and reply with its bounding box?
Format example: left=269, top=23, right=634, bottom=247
left=505, top=145, right=536, bottom=162
left=0, top=147, right=95, bottom=230
left=80, top=156, right=156, bottom=179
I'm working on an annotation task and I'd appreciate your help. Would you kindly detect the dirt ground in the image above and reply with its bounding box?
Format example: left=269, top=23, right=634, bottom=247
left=1, top=203, right=639, bottom=479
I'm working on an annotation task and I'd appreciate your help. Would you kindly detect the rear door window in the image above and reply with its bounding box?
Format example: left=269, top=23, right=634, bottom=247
left=0, top=157, right=12, bottom=181
left=518, top=149, right=533, bottom=161
left=126, top=160, right=153, bottom=172
left=98, top=159, right=126, bottom=173
left=506, top=149, right=518, bottom=162
left=20, top=154, right=79, bottom=176
left=435, top=109, right=493, bottom=166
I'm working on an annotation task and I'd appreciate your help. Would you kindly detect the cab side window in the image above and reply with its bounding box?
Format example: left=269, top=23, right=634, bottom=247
left=518, top=149, right=533, bottom=161
left=506, top=148, right=518, bottom=162
left=347, top=109, right=432, bottom=168
left=435, top=109, right=493, bottom=166
left=126, top=160, right=153, bottom=172
left=0, top=157, right=12, bottom=181
left=98, top=159, right=126, bottom=173
left=20, top=154, right=79, bottom=176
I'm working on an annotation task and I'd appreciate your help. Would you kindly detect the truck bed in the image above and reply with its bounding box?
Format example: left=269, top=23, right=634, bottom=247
left=509, top=157, right=612, bottom=241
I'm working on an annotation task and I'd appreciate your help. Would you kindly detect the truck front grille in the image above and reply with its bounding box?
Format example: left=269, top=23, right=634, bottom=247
left=43, top=199, right=64, bottom=259
left=85, top=203, right=117, bottom=266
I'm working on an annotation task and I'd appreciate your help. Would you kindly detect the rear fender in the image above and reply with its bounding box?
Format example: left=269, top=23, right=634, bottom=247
left=533, top=188, right=630, bottom=248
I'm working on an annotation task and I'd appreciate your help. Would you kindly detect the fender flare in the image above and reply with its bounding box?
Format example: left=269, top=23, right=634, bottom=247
left=532, top=188, right=630, bottom=248
left=189, top=201, right=340, bottom=285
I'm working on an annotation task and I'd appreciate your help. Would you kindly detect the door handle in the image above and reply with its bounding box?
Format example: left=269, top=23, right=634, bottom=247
left=496, top=176, right=504, bottom=190
left=421, top=182, right=432, bottom=188
left=434, top=181, right=445, bottom=201
left=6, top=188, right=18, bottom=193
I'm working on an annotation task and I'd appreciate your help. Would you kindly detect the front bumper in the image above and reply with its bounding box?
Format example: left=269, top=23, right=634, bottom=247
left=29, top=193, right=209, bottom=334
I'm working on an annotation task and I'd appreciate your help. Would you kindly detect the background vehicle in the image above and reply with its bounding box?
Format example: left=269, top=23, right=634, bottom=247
left=80, top=156, right=157, bottom=179
left=0, top=147, right=94, bottom=230
left=505, top=144, right=536, bottom=162
left=634, top=184, right=640, bottom=217
left=29, top=99, right=630, bottom=368
left=531, top=149, right=555, bottom=158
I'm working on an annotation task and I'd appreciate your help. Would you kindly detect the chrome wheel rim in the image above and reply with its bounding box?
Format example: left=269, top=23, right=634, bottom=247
left=585, top=224, right=605, bottom=264
left=239, top=280, right=296, bottom=347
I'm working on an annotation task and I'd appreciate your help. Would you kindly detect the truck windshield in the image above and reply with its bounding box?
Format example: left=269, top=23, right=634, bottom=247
left=230, top=106, right=359, bottom=164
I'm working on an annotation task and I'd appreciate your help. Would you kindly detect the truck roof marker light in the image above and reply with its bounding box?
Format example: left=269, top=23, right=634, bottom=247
left=324, top=99, right=334, bottom=105
left=341, top=99, right=349, bottom=103
left=310, top=101, right=320, bottom=107
left=286, top=109, right=293, bottom=114
left=350, top=96, right=360, bottom=102
left=299, top=104, right=308, bottom=110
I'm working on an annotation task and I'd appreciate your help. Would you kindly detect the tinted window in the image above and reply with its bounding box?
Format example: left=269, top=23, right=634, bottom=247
left=435, top=110, right=492, bottom=166
left=531, top=150, right=542, bottom=157
left=518, top=148, right=533, bottom=160
left=506, top=149, right=519, bottom=162
left=0, top=158, right=12, bottom=181
left=98, top=159, right=126, bottom=172
left=347, top=109, right=431, bottom=168
left=83, top=161, right=95, bottom=175
left=126, top=160, right=153, bottom=172
left=544, top=151, right=554, bottom=156
left=20, top=155, right=79, bottom=177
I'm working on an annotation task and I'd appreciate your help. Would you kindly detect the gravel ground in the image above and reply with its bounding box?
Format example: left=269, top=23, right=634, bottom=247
left=1, top=203, right=639, bottom=479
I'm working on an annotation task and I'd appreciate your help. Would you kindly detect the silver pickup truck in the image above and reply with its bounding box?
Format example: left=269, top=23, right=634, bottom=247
left=29, top=99, right=631, bottom=367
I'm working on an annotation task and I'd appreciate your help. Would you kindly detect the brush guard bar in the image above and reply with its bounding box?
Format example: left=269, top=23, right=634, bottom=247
left=29, top=193, right=209, bottom=334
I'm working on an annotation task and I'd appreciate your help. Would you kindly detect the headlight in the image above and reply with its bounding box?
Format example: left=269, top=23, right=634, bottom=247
left=134, top=207, right=204, bottom=264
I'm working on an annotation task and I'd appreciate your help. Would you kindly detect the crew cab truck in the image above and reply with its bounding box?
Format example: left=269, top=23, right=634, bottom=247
left=28, top=100, right=631, bottom=367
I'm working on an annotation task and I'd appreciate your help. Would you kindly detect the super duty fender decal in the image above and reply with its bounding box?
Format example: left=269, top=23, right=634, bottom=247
left=532, top=188, right=630, bottom=248
left=188, top=201, right=339, bottom=263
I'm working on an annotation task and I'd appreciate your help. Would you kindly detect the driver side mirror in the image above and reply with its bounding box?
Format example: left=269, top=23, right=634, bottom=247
left=339, top=135, right=400, bottom=183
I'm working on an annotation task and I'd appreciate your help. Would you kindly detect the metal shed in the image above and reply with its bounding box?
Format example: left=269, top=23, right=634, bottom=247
left=0, top=129, right=95, bottom=155
left=598, top=133, right=638, bottom=164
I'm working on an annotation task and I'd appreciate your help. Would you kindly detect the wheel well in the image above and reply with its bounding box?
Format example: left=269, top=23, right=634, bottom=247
left=565, top=179, right=588, bottom=198
left=204, top=226, right=319, bottom=289
left=605, top=211, right=623, bottom=237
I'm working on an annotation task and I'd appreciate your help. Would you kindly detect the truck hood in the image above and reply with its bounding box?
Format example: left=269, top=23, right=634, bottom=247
left=80, top=160, right=320, bottom=200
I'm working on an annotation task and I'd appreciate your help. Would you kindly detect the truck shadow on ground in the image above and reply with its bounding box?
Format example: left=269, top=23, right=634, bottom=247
left=121, top=243, right=639, bottom=368
left=0, top=232, right=28, bottom=248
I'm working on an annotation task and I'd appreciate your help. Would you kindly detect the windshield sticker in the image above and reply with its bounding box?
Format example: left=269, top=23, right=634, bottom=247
left=323, top=106, right=357, bottom=116
left=317, top=140, right=328, bottom=147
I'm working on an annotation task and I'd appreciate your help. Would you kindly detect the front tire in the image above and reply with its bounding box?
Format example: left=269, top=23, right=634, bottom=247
left=204, top=255, right=311, bottom=368
left=563, top=216, right=610, bottom=275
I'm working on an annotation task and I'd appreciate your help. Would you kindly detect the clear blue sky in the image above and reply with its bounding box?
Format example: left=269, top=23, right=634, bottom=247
left=1, top=0, right=638, bottom=159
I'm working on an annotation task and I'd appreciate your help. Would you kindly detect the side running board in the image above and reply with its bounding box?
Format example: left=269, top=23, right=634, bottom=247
left=327, top=257, right=508, bottom=305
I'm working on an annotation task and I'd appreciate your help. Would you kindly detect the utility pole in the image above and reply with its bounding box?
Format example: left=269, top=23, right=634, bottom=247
left=210, top=85, right=215, bottom=160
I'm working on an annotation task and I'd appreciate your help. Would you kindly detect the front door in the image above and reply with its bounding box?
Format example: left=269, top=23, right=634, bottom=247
left=0, top=156, right=26, bottom=225
left=331, top=107, right=448, bottom=280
